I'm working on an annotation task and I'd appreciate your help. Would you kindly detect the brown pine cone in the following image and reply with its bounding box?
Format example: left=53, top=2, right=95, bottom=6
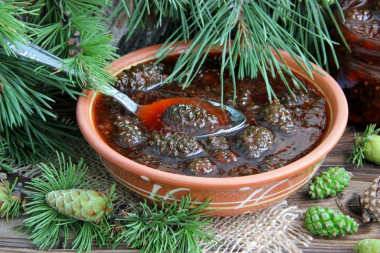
left=145, top=133, right=204, bottom=158
left=116, top=63, right=164, bottom=91
left=235, top=126, right=275, bottom=159
left=361, top=176, right=380, bottom=223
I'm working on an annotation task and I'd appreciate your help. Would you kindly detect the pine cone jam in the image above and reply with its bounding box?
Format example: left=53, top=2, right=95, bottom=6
left=336, top=0, right=380, bottom=126
left=93, top=56, right=329, bottom=177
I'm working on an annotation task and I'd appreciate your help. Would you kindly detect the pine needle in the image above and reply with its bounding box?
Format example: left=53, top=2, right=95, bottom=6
left=121, top=0, right=345, bottom=102
left=114, top=195, right=218, bottom=253
left=22, top=152, right=114, bottom=252
left=348, top=124, right=380, bottom=167
left=0, top=178, right=21, bottom=221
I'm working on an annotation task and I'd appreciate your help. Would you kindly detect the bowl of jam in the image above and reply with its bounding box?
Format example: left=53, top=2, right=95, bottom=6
left=77, top=43, right=348, bottom=215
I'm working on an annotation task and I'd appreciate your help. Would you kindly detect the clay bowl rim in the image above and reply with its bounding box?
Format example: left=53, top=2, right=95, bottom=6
left=76, top=43, right=348, bottom=190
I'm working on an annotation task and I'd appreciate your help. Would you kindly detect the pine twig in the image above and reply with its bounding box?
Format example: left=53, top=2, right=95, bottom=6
left=113, top=195, right=219, bottom=253
left=348, top=124, right=380, bottom=167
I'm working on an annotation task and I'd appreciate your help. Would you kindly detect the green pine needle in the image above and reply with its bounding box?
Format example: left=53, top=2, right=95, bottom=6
left=2, top=114, right=79, bottom=165
left=113, top=195, right=218, bottom=253
left=348, top=124, right=380, bottom=167
left=0, top=1, right=31, bottom=55
left=121, top=0, right=345, bottom=103
left=0, top=137, right=13, bottom=172
left=30, top=0, right=117, bottom=89
left=0, top=178, right=21, bottom=221
left=22, top=152, right=114, bottom=252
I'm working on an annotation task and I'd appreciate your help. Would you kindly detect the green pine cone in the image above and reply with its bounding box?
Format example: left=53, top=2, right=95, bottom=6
left=309, top=167, right=352, bottom=199
left=361, top=135, right=380, bottom=166
left=304, top=206, right=359, bottom=238
left=45, top=189, right=112, bottom=223
left=355, top=239, right=380, bottom=253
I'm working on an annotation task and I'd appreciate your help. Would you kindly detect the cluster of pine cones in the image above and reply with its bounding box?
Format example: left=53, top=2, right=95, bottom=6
left=304, top=166, right=379, bottom=242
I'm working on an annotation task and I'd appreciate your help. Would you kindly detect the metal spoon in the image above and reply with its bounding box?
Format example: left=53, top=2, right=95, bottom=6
left=6, top=40, right=247, bottom=138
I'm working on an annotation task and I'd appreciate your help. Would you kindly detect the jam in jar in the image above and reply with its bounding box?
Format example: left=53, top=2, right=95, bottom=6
left=335, top=0, right=380, bottom=126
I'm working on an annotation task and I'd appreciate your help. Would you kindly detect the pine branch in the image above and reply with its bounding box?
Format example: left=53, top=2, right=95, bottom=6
left=0, top=137, right=13, bottom=172
left=22, top=152, right=114, bottom=252
left=0, top=178, right=21, bottom=221
left=121, top=0, right=345, bottom=102
left=29, top=0, right=117, bottom=89
left=0, top=1, right=31, bottom=55
left=348, top=124, right=380, bottom=167
left=2, top=114, right=79, bottom=165
left=113, top=195, right=218, bottom=253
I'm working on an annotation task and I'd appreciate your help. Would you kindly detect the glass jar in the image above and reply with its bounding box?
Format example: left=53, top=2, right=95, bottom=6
left=335, top=0, right=380, bottom=126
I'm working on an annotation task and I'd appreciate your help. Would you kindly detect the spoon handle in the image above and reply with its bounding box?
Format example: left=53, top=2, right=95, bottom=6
left=102, top=86, right=139, bottom=115
left=6, top=40, right=140, bottom=115
left=5, top=40, right=68, bottom=72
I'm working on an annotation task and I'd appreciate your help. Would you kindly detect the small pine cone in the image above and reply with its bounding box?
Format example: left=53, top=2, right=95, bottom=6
left=188, top=158, right=216, bottom=176
left=203, top=136, right=230, bottom=151
left=211, top=149, right=238, bottom=164
left=114, top=124, right=146, bottom=148
left=114, top=115, right=141, bottom=128
left=309, top=167, right=352, bottom=199
left=360, top=176, right=380, bottom=223
left=258, top=155, right=287, bottom=172
left=237, top=90, right=252, bottom=107
left=45, top=189, right=112, bottom=223
left=280, top=89, right=310, bottom=108
left=235, top=126, right=275, bottom=159
left=355, top=239, right=380, bottom=253
left=304, top=206, right=359, bottom=238
left=116, top=63, right=164, bottom=91
left=228, top=164, right=258, bottom=177
left=146, top=133, right=204, bottom=158
left=161, top=104, right=219, bottom=132
left=262, top=101, right=296, bottom=134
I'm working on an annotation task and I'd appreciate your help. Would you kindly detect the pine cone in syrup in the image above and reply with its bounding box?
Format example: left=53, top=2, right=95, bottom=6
left=161, top=103, right=219, bottom=133
left=146, top=133, right=204, bottom=158
left=235, top=126, right=275, bottom=159
left=116, top=63, right=164, bottom=92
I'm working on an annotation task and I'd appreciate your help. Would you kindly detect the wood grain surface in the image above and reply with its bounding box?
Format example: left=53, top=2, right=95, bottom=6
left=1, top=126, right=379, bottom=252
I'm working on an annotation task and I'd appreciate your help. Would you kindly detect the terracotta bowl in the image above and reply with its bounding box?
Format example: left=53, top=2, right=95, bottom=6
left=76, top=43, right=348, bottom=216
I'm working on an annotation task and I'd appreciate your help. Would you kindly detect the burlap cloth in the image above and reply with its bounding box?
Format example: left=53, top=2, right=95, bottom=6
left=14, top=139, right=313, bottom=253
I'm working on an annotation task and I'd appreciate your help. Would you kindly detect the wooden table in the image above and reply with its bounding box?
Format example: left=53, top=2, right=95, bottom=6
left=1, top=126, right=379, bottom=252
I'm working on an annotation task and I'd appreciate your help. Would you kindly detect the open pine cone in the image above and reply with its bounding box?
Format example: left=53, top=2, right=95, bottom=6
left=361, top=176, right=380, bottom=223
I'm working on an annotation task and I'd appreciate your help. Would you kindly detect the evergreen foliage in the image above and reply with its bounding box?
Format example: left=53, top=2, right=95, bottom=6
left=122, top=0, right=345, bottom=103
left=21, top=152, right=216, bottom=252
left=22, top=152, right=115, bottom=252
left=113, top=195, right=217, bottom=253
left=0, top=0, right=345, bottom=164
left=0, top=0, right=117, bottom=164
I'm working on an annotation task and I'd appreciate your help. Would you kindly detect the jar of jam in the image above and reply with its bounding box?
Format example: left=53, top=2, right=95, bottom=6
left=335, top=0, right=380, bottom=126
